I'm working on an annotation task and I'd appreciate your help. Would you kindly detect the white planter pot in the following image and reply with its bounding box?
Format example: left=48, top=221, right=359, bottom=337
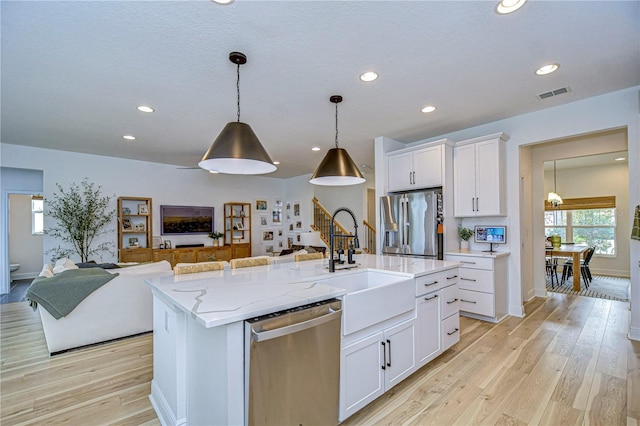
left=460, top=240, right=470, bottom=252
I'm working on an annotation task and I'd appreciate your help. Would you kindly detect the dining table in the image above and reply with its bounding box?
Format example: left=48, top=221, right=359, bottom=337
left=546, top=244, right=589, bottom=291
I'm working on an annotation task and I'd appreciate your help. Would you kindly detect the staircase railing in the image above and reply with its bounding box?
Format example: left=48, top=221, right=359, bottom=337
left=362, top=220, right=376, bottom=254
left=311, top=197, right=376, bottom=254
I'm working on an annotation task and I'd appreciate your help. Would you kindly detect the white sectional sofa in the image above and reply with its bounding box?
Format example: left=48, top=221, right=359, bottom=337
left=37, top=260, right=173, bottom=354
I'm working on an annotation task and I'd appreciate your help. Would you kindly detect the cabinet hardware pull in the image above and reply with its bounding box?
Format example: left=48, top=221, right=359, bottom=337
left=387, top=339, right=391, bottom=367
left=409, top=172, right=412, bottom=185
left=471, top=198, right=475, bottom=212
left=381, top=341, right=386, bottom=370
left=476, top=197, right=479, bottom=211
left=424, top=281, right=438, bottom=286
left=446, top=275, right=458, bottom=279
left=425, top=294, right=438, bottom=301
left=460, top=299, right=477, bottom=304
left=446, top=298, right=458, bottom=304
left=460, top=261, right=476, bottom=264
left=460, top=277, right=477, bottom=281
left=447, top=328, right=460, bottom=336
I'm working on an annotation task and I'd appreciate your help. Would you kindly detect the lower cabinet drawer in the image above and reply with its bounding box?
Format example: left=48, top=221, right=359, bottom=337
left=442, top=313, right=460, bottom=350
left=441, top=284, right=459, bottom=319
left=458, top=269, right=494, bottom=293
left=458, top=289, right=495, bottom=317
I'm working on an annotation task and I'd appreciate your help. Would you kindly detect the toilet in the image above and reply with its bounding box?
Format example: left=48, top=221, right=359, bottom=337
left=10, top=263, right=20, bottom=282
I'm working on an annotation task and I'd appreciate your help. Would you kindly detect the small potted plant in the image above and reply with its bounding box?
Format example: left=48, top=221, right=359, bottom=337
left=458, top=227, right=474, bottom=252
left=208, top=231, right=224, bottom=246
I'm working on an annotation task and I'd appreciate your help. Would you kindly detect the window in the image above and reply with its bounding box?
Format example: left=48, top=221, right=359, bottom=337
left=544, top=196, right=616, bottom=256
left=32, top=196, right=43, bottom=235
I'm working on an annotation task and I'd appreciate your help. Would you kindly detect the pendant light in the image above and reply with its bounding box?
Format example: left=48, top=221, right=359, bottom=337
left=198, top=52, right=276, bottom=175
left=310, top=95, right=365, bottom=186
left=547, top=160, right=563, bottom=207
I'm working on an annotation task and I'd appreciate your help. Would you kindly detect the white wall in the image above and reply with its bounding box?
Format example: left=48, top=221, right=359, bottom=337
left=9, top=194, right=43, bottom=280
left=543, top=160, right=629, bottom=277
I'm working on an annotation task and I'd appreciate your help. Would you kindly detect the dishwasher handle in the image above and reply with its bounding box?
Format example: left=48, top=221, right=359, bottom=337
left=251, top=309, right=341, bottom=342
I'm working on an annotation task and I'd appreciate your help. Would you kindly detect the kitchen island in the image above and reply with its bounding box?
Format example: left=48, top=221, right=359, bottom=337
left=146, top=254, right=460, bottom=425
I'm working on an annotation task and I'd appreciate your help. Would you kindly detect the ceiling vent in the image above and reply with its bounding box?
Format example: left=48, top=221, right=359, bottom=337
left=538, top=86, right=571, bottom=100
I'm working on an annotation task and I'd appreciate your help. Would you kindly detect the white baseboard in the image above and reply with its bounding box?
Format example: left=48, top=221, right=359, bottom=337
left=150, top=380, right=186, bottom=426
left=629, top=326, right=640, bottom=342
left=590, top=268, right=630, bottom=278
left=11, top=272, right=37, bottom=281
left=508, top=304, right=524, bottom=318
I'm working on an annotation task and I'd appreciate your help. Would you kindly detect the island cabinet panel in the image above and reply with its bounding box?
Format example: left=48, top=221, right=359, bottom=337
left=416, top=289, right=442, bottom=366
left=339, top=318, right=416, bottom=421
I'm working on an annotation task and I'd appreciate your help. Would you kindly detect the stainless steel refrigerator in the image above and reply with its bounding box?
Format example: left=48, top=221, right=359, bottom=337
left=381, top=188, right=443, bottom=259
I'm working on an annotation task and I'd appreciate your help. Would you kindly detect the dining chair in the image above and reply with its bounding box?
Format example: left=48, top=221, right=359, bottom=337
left=294, top=252, right=325, bottom=262
left=561, top=246, right=596, bottom=288
left=230, top=256, right=271, bottom=269
left=174, top=261, right=226, bottom=275
left=545, top=250, right=559, bottom=288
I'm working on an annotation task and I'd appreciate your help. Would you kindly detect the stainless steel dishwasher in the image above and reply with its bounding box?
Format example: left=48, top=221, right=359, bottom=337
left=245, top=298, right=342, bottom=426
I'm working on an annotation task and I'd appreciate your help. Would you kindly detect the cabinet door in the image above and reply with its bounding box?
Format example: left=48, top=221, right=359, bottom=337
left=412, top=145, right=442, bottom=189
left=175, top=250, right=197, bottom=264
left=416, top=292, right=442, bottom=367
left=120, top=248, right=152, bottom=263
left=232, top=244, right=251, bottom=259
left=339, top=332, right=385, bottom=421
left=214, top=246, right=232, bottom=262
left=153, top=250, right=175, bottom=267
left=387, top=152, right=413, bottom=192
left=453, top=144, right=477, bottom=217
left=196, top=248, right=216, bottom=262
left=383, top=318, right=416, bottom=390
left=442, top=313, right=460, bottom=350
left=474, top=139, right=503, bottom=216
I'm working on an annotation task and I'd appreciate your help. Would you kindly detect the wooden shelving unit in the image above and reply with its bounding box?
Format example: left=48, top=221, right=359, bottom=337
left=224, top=202, right=251, bottom=259
left=117, top=196, right=153, bottom=263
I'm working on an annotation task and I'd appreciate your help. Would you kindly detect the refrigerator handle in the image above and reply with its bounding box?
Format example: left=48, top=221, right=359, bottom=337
left=403, top=195, right=410, bottom=247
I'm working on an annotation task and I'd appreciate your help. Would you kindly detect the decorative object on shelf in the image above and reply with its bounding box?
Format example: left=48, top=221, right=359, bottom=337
left=208, top=231, right=224, bottom=246
left=122, top=207, right=131, bottom=215
left=122, top=218, right=132, bottom=230
left=310, top=95, right=365, bottom=186
left=134, top=223, right=145, bottom=231
left=45, top=178, right=115, bottom=262
left=164, top=240, right=172, bottom=249
left=129, top=237, right=139, bottom=248
left=198, top=52, right=276, bottom=175
left=138, top=204, right=149, bottom=214
left=550, top=234, right=561, bottom=249
left=547, top=160, right=563, bottom=207
left=458, top=227, right=474, bottom=252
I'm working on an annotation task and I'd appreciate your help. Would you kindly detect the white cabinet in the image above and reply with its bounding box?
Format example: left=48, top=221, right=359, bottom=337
left=453, top=133, right=508, bottom=217
left=339, top=318, right=416, bottom=420
left=446, top=253, right=509, bottom=323
left=414, top=268, right=459, bottom=368
left=388, top=144, right=443, bottom=192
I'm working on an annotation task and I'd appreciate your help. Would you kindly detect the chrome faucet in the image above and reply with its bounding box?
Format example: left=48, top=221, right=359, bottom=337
left=329, top=207, right=360, bottom=272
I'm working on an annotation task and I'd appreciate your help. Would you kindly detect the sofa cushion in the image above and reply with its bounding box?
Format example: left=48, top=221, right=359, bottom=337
left=52, top=258, right=79, bottom=274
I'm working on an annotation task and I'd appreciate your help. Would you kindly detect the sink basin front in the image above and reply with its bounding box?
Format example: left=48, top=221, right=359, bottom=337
left=313, top=271, right=414, bottom=335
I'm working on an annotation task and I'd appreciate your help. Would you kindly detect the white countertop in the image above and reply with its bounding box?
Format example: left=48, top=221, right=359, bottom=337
left=146, top=254, right=460, bottom=328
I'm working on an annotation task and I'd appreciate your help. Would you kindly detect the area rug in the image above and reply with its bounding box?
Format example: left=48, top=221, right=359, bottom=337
left=546, top=275, right=630, bottom=302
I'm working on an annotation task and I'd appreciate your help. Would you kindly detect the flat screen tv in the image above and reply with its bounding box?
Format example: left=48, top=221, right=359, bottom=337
left=474, top=226, right=506, bottom=252
left=160, top=205, right=214, bottom=236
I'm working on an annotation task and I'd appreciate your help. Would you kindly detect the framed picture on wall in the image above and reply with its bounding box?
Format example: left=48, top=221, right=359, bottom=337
left=255, top=199, right=268, bottom=211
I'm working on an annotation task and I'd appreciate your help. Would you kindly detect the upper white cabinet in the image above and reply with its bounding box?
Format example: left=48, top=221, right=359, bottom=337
left=388, top=144, right=443, bottom=192
left=453, top=133, right=508, bottom=217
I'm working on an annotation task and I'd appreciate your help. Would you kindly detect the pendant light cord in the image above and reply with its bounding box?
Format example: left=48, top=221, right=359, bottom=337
left=553, top=160, right=557, bottom=192
left=236, top=63, right=241, bottom=122
left=335, top=102, right=339, bottom=148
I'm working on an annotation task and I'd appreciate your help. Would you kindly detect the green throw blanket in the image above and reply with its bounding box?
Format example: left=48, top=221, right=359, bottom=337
left=26, top=268, right=119, bottom=319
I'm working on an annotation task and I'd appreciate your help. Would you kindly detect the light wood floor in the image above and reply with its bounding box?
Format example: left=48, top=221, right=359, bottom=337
left=1, top=293, right=638, bottom=425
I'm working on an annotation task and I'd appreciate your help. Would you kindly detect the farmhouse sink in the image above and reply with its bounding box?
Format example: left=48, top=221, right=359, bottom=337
left=313, top=270, right=414, bottom=335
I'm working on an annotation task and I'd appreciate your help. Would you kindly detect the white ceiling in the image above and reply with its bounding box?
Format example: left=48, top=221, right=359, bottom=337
left=2, top=1, right=639, bottom=180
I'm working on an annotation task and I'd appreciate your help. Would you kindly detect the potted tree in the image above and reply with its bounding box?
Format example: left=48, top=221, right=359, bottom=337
left=45, top=179, right=115, bottom=262
left=458, top=227, right=474, bottom=252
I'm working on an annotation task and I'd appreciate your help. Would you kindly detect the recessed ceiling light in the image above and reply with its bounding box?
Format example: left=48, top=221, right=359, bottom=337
left=421, top=105, right=437, bottom=113
left=137, top=105, right=154, bottom=113
left=273, top=161, right=280, bottom=165
left=359, top=71, right=378, bottom=82
left=615, top=157, right=626, bottom=161
left=495, top=0, right=527, bottom=14
left=123, top=135, right=136, bottom=140
left=211, top=0, right=234, bottom=4
left=209, top=170, right=219, bottom=174
left=535, top=63, right=559, bottom=76
left=312, top=147, right=321, bottom=151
